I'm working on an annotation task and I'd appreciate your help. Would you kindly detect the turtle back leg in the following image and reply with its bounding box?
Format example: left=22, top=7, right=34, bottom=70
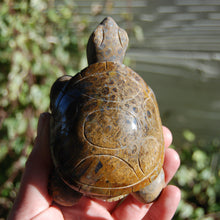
left=48, top=169, right=82, bottom=206
left=132, top=169, right=165, bottom=203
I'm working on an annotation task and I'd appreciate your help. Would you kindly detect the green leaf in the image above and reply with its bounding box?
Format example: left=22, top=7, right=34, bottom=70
left=176, top=165, right=197, bottom=186
left=183, top=129, right=196, bottom=142
left=30, top=0, right=47, bottom=11
left=192, top=150, right=208, bottom=170
left=30, top=85, right=49, bottom=111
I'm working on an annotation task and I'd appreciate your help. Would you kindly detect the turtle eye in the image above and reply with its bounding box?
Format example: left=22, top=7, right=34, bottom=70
left=93, top=25, right=104, bottom=47
left=118, top=28, right=128, bottom=49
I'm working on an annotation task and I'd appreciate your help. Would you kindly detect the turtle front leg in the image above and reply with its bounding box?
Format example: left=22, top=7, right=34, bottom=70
left=132, top=169, right=165, bottom=203
left=48, top=169, right=82, bottom=206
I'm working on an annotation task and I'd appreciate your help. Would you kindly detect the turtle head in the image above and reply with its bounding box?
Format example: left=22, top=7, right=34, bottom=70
left=87, top=17, right=129, bottom=65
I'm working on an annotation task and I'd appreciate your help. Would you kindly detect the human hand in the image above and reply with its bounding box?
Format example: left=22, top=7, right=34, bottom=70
left=8, top=112, right=180, bottom=220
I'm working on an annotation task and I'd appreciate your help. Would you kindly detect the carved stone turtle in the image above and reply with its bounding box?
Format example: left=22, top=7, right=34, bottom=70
left=49, top=17, right=165, bottom=206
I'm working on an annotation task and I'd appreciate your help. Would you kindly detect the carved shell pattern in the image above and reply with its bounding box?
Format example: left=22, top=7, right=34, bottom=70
left=50, top=61, right=164, bottom=198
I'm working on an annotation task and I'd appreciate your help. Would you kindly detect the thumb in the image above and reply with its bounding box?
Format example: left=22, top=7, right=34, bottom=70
left=8, top=113, right=52, bottom=220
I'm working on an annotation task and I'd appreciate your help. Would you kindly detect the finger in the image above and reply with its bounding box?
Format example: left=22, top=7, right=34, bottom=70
left=90, top=198, right=119, bottom=213
left=164, top=148, right=180, bottom=184
left=111, top=195, right=151, bottom=219
left=31, top=206, right=64, bottom=220
left=143, top=185, right=181, bottom=220
left=162, top=126, right=173, bottom=148
left=8, top=113, right=52, bottom=220
left=60, top=197, right=115, bottom=220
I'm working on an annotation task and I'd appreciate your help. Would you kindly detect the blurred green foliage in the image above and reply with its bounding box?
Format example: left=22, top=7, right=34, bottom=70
left=173, top=130, right=220, bottom=220
left=0, top=0, right=220, bottom=220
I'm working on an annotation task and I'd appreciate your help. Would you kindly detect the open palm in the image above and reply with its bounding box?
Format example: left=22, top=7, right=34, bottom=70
left=8, top=113, right=180, bottom=220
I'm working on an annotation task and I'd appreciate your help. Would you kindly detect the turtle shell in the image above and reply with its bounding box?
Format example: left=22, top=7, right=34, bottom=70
left=50, top=61, right=164, bottom=199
